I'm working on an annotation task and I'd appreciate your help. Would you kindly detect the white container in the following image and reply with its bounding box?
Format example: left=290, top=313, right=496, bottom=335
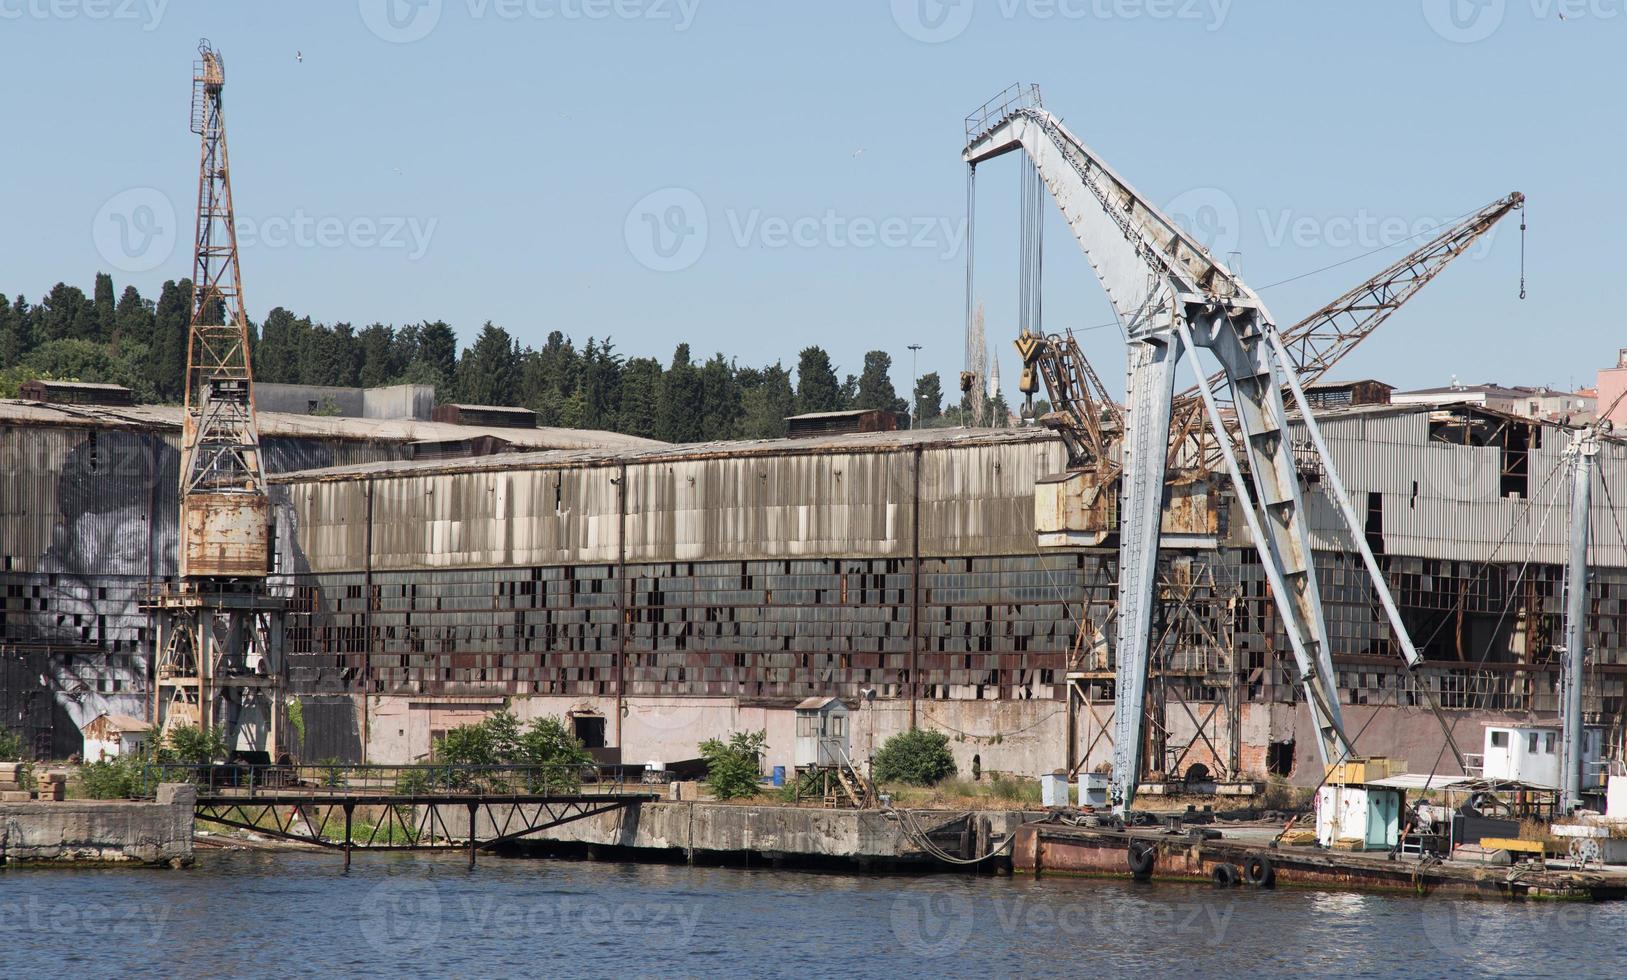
left=1079, top=772, right=1110, bottom=808
left=1041, top=771, right=1069, bottom=808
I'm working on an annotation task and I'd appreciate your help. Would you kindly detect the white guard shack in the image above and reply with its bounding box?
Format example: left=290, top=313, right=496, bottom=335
left=1480, top=724, right=1606, bottom=790
left=1315, top=759, right=1405, bottom=852
left=794, top=697, right=850, bottom=769
left=81, top=712, right=152, bottom=761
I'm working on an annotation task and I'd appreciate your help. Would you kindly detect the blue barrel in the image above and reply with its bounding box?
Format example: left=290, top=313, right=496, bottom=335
left=772, top=765, right=786, bottom=787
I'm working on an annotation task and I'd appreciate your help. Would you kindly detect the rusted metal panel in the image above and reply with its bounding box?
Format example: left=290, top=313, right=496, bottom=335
left=181, top=491, right=269, bottom=578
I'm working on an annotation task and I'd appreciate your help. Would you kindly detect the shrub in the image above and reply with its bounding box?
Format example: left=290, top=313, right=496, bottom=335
left=81, top=755, right=146, bottom=800
left=167, top=725, right=228, bottom=765
left=428, top=711, right=592, bottom=792
left=699, top=730, right=767, bottom=800
left=872, top=729, right=957, bottom=786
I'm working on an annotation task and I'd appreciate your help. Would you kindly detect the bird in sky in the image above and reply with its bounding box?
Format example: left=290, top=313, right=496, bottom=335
left=296, top=50, right=303, bottom=62
left=852, top=148, right=866, bottom=158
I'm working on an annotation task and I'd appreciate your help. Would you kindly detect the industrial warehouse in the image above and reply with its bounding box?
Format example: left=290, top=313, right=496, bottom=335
left=5, top=380, right=1625, bottom=793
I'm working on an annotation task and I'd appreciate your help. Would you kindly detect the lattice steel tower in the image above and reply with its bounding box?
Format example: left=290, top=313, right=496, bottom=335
left=147, top=39, right=284, bottom=759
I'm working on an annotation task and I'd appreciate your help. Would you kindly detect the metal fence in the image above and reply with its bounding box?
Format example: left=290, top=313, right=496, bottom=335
left=138, top=762, right=653, bottom=799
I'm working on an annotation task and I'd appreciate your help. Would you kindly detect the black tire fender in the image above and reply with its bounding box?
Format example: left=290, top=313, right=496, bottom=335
left=1243, top=855, right=1276, bottom=888
left=1127, top=841, right=1156, bottom=878
left=1211, top=862, right=1241, bottom=887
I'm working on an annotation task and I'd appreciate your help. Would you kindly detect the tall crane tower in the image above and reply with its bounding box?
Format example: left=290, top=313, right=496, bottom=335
left=146, top=40, right=285, bottom=760
left=964, top=85, right=1488, bottom=810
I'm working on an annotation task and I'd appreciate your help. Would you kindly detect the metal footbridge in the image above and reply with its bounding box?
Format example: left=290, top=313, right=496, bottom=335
left=144, top=763, right=659, bottom=866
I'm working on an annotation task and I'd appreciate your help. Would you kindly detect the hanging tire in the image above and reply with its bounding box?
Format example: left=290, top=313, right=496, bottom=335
left=1127, top=841, right=1156, bottom=878
left=1243, top=855, right=1276, bottom=888
left=1210, top=863, right=1241, bottom=887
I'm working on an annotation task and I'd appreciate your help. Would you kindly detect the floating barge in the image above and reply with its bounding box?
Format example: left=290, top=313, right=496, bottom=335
left=1013, top=822, right=1627, bottom=900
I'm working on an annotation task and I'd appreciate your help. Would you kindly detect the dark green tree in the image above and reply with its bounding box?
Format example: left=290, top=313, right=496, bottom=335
left=411, top=320, right=459, bottom=396
left=698, top=353, right=741, bottom=440
left=577, top=338, right=623, bottom=431
left=617, top=356, right=663, bottom=438
left=39, top=282, right=95, bottom=343
left=149, top=279, right=192, bottom=402
left=855, top=350, right=906, bottom=416
left=0, top=293, right=19, bottom=367
left=455, top=322, right=519, bottom=405
left=656, top=343, right=704, bottom=443
left=737, top=362, right=794, bottom=439
left=794, top=345, right=841, bottom=414
left=914, top=371, right=943, bottom=424
left=112, top=285, right=152, bottom=355
left=92, top=273, right=116, bottom=343
left=357, top=323, right=400, bottom=387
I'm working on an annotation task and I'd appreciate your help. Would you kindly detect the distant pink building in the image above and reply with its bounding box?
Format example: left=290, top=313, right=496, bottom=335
left=1597, top=349, right=1627, bottom=425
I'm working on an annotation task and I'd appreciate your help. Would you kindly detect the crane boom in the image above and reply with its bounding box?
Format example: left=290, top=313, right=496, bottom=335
left=965, top=86, right=1427, bottom=809
left=1169, top=192, right=1525, bottom=472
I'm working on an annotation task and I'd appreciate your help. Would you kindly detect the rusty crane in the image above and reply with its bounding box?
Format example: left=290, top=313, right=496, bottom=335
left=146, top=40, right=286, bottom=760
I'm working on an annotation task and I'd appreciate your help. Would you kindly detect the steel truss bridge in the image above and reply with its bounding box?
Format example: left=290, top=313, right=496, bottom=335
left=145, top=764, right=659, bottom=867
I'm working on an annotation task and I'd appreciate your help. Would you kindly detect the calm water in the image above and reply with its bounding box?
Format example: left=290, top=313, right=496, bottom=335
left=1, top=851, right=1623, bottom=978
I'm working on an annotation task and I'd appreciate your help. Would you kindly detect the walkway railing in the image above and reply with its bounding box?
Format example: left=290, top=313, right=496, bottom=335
left=139, top=762, right=649, bottom=800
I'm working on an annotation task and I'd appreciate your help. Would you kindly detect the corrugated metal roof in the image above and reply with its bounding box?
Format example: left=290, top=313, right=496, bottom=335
left=0, top=398, right=662, bottom=450
left=269, top=426, right=1059, bottom=484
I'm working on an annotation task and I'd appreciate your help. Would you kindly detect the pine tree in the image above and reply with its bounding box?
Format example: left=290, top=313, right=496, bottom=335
left=0, top=293, right=16, bottom=368
left=656, top=344, right=704, bottom=443
left=455, top=322, right=519, bottom=405
left=39, top=282, right=95, bottom=343
left=738, top=362, right=794, bottom=438
left=112, top=285, right=152, bottom=353
left=855, top=350, right=907, bottom=416
left=411, top=320, right=458, bottom=396
left=150, top=279, right=192, bottom=402
left=617, top=357, right=662, bottom=438
left=357, top=323, right=399, bottom=387
left=698, top=353, right=741, bottom=440
left=913, top=371, right=944, bottom=424
left=92, top=273, right=116, bottom=343
left=794, top=346, right=841, bottom=414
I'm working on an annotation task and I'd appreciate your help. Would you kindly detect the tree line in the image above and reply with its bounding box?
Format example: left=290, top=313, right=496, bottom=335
left=0, top=273, right=1013, bottom=439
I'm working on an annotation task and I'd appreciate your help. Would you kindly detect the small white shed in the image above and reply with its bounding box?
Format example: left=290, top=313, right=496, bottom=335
left=1481, top=725, right=1605, bottom=790
left=1316, top=783, right=1404, bottom=851
left=81, top=713, right=152, bottom=761
left=794, top=697, right=851, bottom=769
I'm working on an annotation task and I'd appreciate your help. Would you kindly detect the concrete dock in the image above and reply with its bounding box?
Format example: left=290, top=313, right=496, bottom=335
left=0, top=784, right=196, bottom=867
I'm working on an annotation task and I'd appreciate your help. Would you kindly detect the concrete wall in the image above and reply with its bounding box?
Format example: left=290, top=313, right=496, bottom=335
left=256, top=383, right=434, bottom=421
left=453, top=800, right=1030, bottom=865
left=0, top=784, right=194, bottom=866
left=349, top=693, right=1070, bottom=778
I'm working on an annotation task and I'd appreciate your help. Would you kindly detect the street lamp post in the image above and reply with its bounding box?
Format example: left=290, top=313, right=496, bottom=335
left=907, top=344, right=922, bottom=430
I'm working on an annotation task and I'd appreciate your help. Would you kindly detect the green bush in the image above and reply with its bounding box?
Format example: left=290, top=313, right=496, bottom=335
left=167, top=724, right=228, bottom=765
left=81, top=755, right=146, bottom=800
left=872, top=729, right=957, bottom=786
left=699, top=730, right=767, bottom=800
left=428, top=710, right=592, bottom=792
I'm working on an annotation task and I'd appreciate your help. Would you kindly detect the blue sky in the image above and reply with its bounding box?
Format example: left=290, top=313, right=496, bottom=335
left=0, top=1, right=1617, bottom=399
